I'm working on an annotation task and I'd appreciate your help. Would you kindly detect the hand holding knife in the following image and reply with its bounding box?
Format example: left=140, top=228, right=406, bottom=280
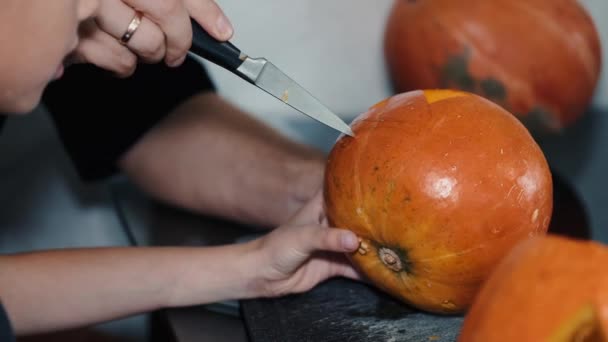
left=188, top=20, right=355, bottom=137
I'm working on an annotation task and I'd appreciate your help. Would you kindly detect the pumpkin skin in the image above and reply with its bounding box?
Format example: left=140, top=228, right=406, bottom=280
left=323, top=89, right=553, bottom=314
left=549, top=303, right=608, bottom=342
left=384, top=0, right=602, bottom=132
left=458, top=235, right=608, bottom=342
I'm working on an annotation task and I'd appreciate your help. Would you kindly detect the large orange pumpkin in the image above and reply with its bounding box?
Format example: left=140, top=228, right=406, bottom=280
left=458, top=235, right=608, bottom=341
left=383, top=0, right=602, bottom=132
left=323, top=89, right=553, bottom=314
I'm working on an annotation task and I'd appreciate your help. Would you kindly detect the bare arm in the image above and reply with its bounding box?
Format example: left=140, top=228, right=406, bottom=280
left=0, top=193, right=359, bottom=336
left=118, top=92, right=326, bottom=228
left=0, top=243, right=255, bottom=335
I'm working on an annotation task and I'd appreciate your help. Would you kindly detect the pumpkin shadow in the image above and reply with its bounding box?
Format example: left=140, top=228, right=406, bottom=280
left=547, top=169, right=591, bottom=240
left=533, top=105, right=602, bottom=180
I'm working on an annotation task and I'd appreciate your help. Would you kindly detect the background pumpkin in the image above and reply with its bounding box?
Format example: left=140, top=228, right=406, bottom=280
left=458, top=235, right=608, bottom=342
left=323, top=89, right=553, bottom=314
left=383, top=0, right=602, bottom=133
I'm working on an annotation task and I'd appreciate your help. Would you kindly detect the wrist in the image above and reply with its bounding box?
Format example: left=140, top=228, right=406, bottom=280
left=239, top=238, right=270, bottom=299
left=284, top=155, right=325, bottom=220
left=163, top=242, right=264, bottom=307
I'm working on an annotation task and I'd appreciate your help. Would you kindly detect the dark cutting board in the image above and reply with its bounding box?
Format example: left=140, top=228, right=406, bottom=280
left=241, top=278, right=464, bottom=342
left=239, top=171, right=589, bottom=342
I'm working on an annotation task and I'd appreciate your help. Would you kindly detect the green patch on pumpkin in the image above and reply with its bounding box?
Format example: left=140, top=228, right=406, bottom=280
left=441, top=49, right=476, bottom=92
left=441, top=48, right=507, bottom=103
left=480, top=78, right=507, bottom=102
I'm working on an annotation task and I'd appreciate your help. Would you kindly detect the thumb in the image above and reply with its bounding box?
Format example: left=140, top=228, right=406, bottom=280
left=186, top=0, right=233, bottom=41
left=299, top=225, right=360, bottom=255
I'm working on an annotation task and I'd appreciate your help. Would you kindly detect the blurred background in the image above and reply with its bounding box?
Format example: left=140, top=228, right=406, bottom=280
left=0, top=0, right=606, bottom=340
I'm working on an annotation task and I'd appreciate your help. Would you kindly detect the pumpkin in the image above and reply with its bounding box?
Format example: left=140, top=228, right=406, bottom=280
left=549, top=303, right=608, bottom=342
left=383, top=0, right=602, bottom=132
left=458, top=235, right=608, bottom=342
left=323, top=89, right=553, bottom=314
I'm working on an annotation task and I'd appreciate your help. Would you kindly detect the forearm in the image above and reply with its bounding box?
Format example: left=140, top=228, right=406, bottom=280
left=119, top=92, right=326, bottom=228
left=0, top=243, right=258, bottom=335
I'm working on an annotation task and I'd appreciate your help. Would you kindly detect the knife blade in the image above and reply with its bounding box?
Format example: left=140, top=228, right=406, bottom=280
left=188, top=19, right=355, bottom=137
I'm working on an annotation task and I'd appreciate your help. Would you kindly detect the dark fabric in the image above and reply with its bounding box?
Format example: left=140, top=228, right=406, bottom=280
left=41, top=56, right=216, bottom=182
left=0, top=303, right=15, bottom=342
left=0, top=117, right=4, bottom=133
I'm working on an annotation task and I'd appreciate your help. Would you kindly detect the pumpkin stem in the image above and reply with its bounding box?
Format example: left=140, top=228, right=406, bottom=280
left=357, top=240, right=370, bottom=255
left=379, top=247, right=403, bottom=272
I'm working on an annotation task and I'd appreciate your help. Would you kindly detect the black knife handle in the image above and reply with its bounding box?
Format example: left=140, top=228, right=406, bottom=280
left=190, top=19, right=243, bottom=72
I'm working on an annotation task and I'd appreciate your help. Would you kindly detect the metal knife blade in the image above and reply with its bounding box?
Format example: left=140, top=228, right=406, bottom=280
left=188, top=20, right=354, bottom=137
left=236, top=57, right=355, bottom=137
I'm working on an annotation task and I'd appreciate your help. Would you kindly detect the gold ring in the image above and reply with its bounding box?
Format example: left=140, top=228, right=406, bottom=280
left=120, top=11, right=143, bottom=45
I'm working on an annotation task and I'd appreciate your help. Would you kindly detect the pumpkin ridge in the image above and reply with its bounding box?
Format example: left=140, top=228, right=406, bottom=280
left=352, top=117, right=374, bottom=236
left=417, top=243, right=487, bottom=263
left=380, top=179, right=396, bottom=245
left=508, top=1, right=600, bottom=85
left=415, top=222, right=535, bottom=267
left=371, top=106, right=394, bottom=245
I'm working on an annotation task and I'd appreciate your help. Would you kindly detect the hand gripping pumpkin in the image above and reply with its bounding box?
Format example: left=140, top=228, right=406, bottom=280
left=458, top=235, right=608, bottom=342
left=384, top=0, right=602, bottom=132
left=323, top=90, right=553, bottom=314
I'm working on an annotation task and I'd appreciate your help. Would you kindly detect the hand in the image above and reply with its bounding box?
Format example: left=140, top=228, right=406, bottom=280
left=284, top=158, right=326, bottom=223
left=249, top=190, right=362, bottom=298
left=70, top=0, right=233, bottom=76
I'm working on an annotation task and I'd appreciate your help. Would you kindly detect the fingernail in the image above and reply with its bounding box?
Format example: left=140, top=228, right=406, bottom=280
left=216, top=15, right=233, bottom=40
left=341, top=232, right=359, bottom=250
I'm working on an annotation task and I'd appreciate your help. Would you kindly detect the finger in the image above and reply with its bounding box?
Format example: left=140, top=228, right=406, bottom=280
left=301, top=226, right=359, bottom=254
left=185, top=0, right=233, bottom=40
left=124, top=0, right=192, bottom=66
left=95, top=0, right=166, bottom=64
left=74, top=21, right=137, bottom=78
left=76, top=0, right=100, bottom=21
left=338, top=264, right=363, bottom=281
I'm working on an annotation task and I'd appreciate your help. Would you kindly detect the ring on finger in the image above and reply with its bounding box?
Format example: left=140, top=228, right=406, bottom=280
left=120, top=10, right=143, bottom=45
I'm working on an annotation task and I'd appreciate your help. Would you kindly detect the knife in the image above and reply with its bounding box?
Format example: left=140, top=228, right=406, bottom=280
left=188, top=20, right=355, bottom=137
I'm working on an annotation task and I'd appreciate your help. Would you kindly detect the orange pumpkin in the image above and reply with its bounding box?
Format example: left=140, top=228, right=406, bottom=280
left=549, top=302, right=608, bottom=342
left=323, top=89, right=553, bottom=314
left=383, top=0, right=602, bottom=132
left=459, top=235, right=608, bottom=342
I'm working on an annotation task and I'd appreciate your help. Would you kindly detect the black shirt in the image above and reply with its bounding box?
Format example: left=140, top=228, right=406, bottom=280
left=0, top=303, right=14, bottom=342
left=2, top=56, right=216, bottom=182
